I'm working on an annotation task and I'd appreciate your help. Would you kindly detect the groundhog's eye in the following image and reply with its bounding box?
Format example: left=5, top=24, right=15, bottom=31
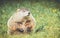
left=16, top=22, right=22, bottom=24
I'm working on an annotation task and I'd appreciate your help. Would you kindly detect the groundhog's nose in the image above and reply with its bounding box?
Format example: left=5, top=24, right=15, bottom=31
left=28, top=12, right=30, bottom=16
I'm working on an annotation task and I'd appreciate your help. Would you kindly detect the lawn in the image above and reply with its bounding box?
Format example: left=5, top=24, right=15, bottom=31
left=0, top=0, right=60, bottom=38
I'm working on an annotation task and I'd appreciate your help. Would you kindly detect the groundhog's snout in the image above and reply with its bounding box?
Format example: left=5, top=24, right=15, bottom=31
left=27, top=12, right=30, bottom=16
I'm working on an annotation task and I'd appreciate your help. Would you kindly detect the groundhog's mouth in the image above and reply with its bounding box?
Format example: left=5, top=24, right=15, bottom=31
left=24, top=16, right=29, bottom=19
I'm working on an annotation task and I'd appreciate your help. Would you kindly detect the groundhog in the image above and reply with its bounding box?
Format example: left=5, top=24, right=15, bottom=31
left=7, top=8, right=36, bottom=35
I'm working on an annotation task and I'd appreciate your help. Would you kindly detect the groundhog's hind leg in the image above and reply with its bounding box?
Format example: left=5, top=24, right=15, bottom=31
left=7, top=30, right=14, bottom=35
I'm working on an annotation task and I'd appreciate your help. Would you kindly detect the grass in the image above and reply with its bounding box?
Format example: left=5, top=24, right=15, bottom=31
left=0, top=0, right=60, bottom=38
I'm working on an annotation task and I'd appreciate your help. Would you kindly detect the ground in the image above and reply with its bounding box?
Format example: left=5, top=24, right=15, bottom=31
left=0, top=0, right=60, bottom=38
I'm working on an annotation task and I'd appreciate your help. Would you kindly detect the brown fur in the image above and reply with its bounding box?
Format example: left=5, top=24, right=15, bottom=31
left=7, top=8, right=36, bottom=35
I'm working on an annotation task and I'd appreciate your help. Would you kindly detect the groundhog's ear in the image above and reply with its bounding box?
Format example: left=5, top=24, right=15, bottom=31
left=16, top=9, right=20, bottom=12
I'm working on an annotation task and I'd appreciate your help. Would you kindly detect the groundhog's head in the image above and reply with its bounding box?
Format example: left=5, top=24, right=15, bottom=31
left=16, top=8, right=30, bottom=17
